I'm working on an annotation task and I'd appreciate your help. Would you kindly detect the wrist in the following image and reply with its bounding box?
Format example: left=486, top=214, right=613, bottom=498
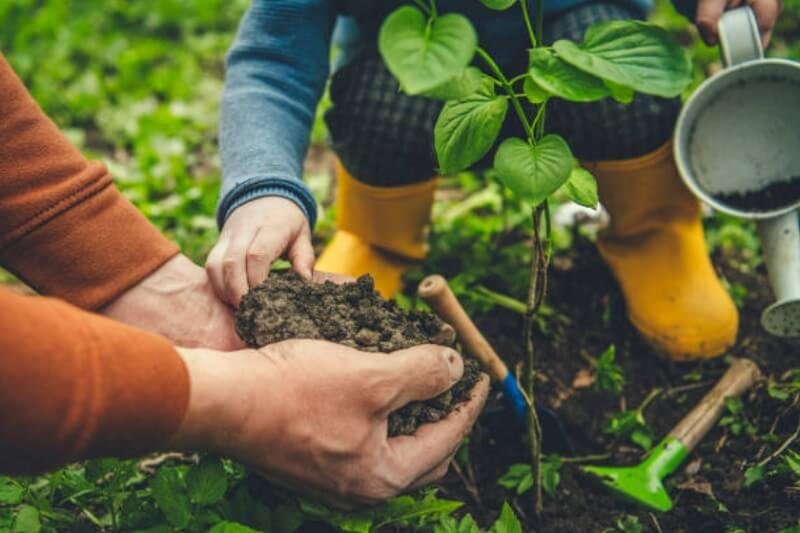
left=169, top=347, right=286, bottom=455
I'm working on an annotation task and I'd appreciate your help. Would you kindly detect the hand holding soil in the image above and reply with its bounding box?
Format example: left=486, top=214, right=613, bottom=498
left=171, top=341, right=489, bottom=507
left=235, top=273, right=484, bottom=435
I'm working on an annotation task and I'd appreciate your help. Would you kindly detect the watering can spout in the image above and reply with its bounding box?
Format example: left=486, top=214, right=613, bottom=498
left=758, top=213, right=800, bottom=337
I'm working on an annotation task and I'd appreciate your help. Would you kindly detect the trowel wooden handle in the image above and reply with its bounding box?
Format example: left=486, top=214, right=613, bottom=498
left=668, top=358, right=761, bottom=452
left=418, top=275, right=509, bottom=382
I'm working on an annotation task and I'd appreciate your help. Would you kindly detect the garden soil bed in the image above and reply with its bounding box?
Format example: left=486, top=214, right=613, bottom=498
left=290, top=238, right=798, bottom=532
left=423, top=239, right=800, bottom=532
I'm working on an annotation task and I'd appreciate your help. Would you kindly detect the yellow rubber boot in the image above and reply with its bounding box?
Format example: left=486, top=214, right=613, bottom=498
left=316, top=161, right=436, bottom=298
left=584, top=142, right=738, bottom=360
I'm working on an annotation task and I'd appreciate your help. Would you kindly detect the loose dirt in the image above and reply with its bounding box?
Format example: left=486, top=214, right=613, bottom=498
left=235, top=272, right=482, bottom=437
left=715, top=175, right=800, bottom=212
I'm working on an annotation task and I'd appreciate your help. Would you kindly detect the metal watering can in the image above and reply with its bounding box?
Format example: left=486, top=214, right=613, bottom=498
left=674, top=6, right=800, bottom=337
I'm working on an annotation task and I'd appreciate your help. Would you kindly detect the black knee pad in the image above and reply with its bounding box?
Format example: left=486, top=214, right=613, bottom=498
left=325, top=48, right=442, bottom=186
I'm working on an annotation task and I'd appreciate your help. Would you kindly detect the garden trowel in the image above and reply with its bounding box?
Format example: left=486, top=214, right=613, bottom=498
left=582, top=358, right=761, bottom=512
left=418, top=274, right=573, bottom=454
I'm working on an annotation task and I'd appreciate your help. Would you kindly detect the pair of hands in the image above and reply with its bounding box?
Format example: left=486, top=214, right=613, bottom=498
left=102, top=252, right=489, bottom=506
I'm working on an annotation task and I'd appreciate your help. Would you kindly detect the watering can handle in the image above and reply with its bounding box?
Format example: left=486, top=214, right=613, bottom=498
left=718, top=6, right=763, bottom=68
left=667, top=358, right=761, bottom=452
left=418, top=275, right=509, bottom=382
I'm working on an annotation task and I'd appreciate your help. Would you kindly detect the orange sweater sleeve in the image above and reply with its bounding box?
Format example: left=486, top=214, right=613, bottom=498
left=0, top=287, right=190, bottom=475
left=0, top=53, right=179, bottom=309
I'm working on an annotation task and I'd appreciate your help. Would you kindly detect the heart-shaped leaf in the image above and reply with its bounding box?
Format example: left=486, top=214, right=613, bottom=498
left=435, top=81, right=509, bottom=174
left=529, top=48, right=610, bottom=102
left=422, top=67, right=484, bottom=100
left=523, top=76, right=549, bottom=104
left=479, top=0, right=518, bottom=9
left=493, top=135, right=573, bottom=205
left=379, top=6, right=477, bottom=95
left=561, top=166, right=599, bottom=207
left=553, top=20, right=691, bottom=97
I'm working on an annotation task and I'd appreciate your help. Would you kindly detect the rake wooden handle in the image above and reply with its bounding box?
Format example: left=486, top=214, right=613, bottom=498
left=418, top=275, right=509, bottom=382
left=668, top=358, right=761, bottom=452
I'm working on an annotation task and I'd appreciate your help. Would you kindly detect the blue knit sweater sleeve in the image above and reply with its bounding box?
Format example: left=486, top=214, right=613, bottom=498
left=216, top=0, right=336, bottom=229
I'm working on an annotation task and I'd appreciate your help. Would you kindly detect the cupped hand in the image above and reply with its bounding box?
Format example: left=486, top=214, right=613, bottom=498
left=206, top=197, right=314, bottom=307
left=172, top=340, right=489, bottom=507
left=101, top=254, right=245, bottom=350
left=696, top=0, right=782, bottom=46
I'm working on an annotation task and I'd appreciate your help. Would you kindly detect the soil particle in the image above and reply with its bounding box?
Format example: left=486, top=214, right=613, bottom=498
left=235, top=272, right=482, bottom=437
left=714, top=175, right=800, bottom=212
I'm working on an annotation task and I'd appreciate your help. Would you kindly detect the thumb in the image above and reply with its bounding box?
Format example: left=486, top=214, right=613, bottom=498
left=374, top=344, right=464, bottom=416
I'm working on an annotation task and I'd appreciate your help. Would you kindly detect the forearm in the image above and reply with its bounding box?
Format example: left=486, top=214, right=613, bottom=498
left=0, top=288, right=189, bottom=474
left=217, top=0, right=337, bottom=229
left=0, top=53, right=178, bottom=309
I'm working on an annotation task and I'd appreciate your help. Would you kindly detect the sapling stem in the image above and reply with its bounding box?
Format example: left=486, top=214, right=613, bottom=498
left=520, top=0, right=537, bottom=48
left=412, top=0, right=431, bottom=15
left=476, top=47, right=533, bottom=138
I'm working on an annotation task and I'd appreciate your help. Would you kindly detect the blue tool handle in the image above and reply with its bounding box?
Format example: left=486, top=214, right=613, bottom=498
left=501, top=372, right=529, bottom=424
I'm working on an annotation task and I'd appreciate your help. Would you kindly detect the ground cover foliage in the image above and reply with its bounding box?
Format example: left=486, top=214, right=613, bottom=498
left=1, top=1, right=799, bottom=531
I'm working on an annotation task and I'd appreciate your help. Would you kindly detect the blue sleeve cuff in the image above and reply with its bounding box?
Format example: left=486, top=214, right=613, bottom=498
left=217, top=177, right=318, bottom=230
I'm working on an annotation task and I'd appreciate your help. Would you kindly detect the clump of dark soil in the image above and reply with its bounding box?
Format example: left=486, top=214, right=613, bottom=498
left=235, top=272, right=482, bottom=436
left=714, top=175, right=800, bottom=212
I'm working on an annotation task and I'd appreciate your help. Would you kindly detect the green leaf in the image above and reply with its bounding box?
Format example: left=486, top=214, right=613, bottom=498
left=523, top=76, right=549, bottom=104
left=631, top=427, right=654, bottom=450
left=553, top=20, right=691, bottom=97
left=379, top=6, right=477, bottom=94
left=209, top=522, right=261, bottom=533
left=0, top=478, right=23, bottom=505
left=422, top=67, right=484, bottom=100
left=604, top=79, right=634, bottom=104
left=434, top=515, right=480, bottom=533
left=434, top=80, right=508, bottom=174
left=743, top=465, right=765, bottom=488
left=562, top=166, right=599, bottom=208
left=375, top=493, right=463, bottom=528
left=186, top=457, right=228, bottom=505
left=479, top=0, right=518, bottom=9
left=497, top=464, right=533, bottom=495
left=489, top=502, right=522, bottom=533
left=529, top=48, right=609, bottom=102
left=12, top=506, right=40, bottom=533
left=785, top=451, right=800, bottom=477
left=493, top=135, right=573, bottom=205
left=149, top=467, right=191, bottom=529
left=541, top=456, right=562, bottom=497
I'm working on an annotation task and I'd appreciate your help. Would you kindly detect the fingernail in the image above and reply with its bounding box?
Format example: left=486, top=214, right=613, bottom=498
left=444, top=348, right=463, bottom=383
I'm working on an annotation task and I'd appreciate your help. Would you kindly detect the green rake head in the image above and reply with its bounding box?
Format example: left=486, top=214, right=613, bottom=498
left=582, top=437, right=688, bottom=513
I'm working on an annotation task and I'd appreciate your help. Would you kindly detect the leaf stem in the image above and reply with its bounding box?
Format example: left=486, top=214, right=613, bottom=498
left=412, top=0, right=431, bottom=15
left=476, top=47, right=532, bottom=138
left=520, top=0, right=537, bottom=48
left=429, top=0, right=438, bottom=18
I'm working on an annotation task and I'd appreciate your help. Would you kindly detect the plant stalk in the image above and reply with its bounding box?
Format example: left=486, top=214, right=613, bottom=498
left=476, top=47, right=533, bottom=138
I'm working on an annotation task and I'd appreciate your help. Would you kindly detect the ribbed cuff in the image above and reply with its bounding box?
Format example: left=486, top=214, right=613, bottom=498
left=217, top=177, right=318, bottom=230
